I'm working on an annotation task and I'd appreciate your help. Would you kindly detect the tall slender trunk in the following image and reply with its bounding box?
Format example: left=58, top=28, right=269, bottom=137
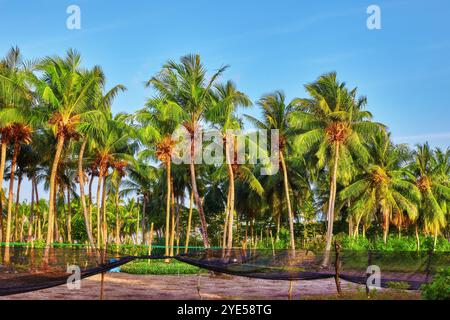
left=189, top=135, right=209, bottom=248
left=5, top=142, right=20, bottom=246
left=115, top=181, right=121, bottom=245
left=222, top=187, right=231, bottom=249
left=383, top=207, right=390, bottom=244
left=14, top=172, right=22, bottom=242
left=225, top=137, right=235, bottom=250
left=0, top=141, right=6, bottom=243
left=185, top=190, right=194, bottom=253
left=66, top=187, right=72, bottom=244
left=141, top=196, right=146, bottom=245
left=415, top=224, right=420, bottom=251
left=77, top=139, right=95, bottom=247
left=28, top=175, right=36, bottom=242
left=96, top=174, right=103, bottom=246
left=323, top=142, right=340, bottom=266
left=46, top=135, right=65, bottom=246
left=164, top=160, right=171, bottom=256
left=101, top=175, right=108, bottom=247
left=280, top=151, right=295, bottom=250
left=88, top=173, right=94, bottom=237
left=169, top=188, right=176, bottom=257
left=34, top=181, right=41, bottom=240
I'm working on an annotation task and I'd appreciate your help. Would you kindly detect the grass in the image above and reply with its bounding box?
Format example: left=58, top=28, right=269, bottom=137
left=120, top=259, right=207, bottom=275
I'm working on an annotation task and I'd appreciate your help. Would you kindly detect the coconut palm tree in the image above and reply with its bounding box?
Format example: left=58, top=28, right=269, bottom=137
left=34, top=49, right=102, bottom=246
left=207, top=81, right=253, bottom=249
left=245, top=91, right=299, bottom=250
left=290, top=72, right=384, bottom=263
left=146, top=54, right=228, bottom=248
left=0, top=46, right=34, bottom=243
left=411, top=143, right=450, bottom=249
left=76, top=79, right=126, bottom=247
left=339, top=132, right=420, bottom=243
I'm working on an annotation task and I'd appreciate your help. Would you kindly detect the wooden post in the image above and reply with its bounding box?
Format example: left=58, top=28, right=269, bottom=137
left=288, top=281, right=294, bottom=300
left=100, top=272, right=105, bottom=300
left=334, top=241, right=342, bottom=295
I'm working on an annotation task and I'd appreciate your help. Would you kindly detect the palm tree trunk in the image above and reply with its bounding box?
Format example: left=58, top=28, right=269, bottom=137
left=14, top=173, right=22, bottom=242
left=28, top=175, right=36, bottom=242
left=141, top=196, right=146, bottom=245
left=225, top=138, right=236, bottom=250
left=0, top=140, right=6, bottom=243
left=164, top=160, right=171, bottom=256
left=169, top=188, right=176, bottom=256
left=222, top=187, right=231, bottom=249
left=5, top=142, right=20, bottom=246
left=77, top=139, right=95, bottom=247
left=280, top=151, right=295, bottom=250
left=415, top=224, right=420, bottom=251
left=383, top=207, right=389, bottom=244
left=189, top=138, right=209, bottom=248
left=184, top=190, right=194, bottom=253
left=46, top=135, right=65, bottom=246
left=96, top=173, right=103, bottom=246
left=66, top=187, right=72, bottom=244
left=115, top=186, right=120, bottom=245
left=323, top=142, right=340, bottom=266
left=101, top=175, right=108, bottom=247
left=88, top=173, right=94, bottom=237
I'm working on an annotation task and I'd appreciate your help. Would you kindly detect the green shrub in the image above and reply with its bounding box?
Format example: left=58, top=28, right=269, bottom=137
left=421, top=268, right=450, bottom=300
left=121, top=259, right=205, bottom=275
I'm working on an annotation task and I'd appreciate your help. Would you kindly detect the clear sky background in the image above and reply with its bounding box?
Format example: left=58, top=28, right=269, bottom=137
left=1, top=0, right=449, bottom=201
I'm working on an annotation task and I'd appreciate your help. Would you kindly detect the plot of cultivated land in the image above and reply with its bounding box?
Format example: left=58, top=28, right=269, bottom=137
left=0, top=273, right=419, bottom=300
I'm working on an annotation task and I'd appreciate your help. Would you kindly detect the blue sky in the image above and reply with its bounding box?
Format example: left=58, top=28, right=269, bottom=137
left=1, top=0, right=449, bottom=199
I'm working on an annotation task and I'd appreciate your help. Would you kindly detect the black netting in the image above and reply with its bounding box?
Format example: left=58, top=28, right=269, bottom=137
left=1, top=246, right=449, bottom=296
left=0, top=246, right=135, bottom=296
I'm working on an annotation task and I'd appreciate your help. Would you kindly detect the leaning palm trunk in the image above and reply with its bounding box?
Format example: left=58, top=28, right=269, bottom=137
left=46, top=135, right=65, bottom=246
left=222, top=187, right=231, bottom=249
left=169, top=188, right=176, bottom=257
left=323, top=143, right=340, bottom=267
left=115, top=187, right=120, bottom=245
left=280, top=151, right=295, bottom=251
left=77, top=139, right=95, bottom=247
left=189, top=139, right=209, bottom=248
left=0, top=141, right=6, bottom=243
left=184, top=190, right=194, bottom=253
left=383, top=207, right=390, bottom=244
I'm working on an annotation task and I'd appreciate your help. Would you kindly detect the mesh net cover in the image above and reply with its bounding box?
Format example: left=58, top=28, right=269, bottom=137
left=1, top=246, right=449, bottom=296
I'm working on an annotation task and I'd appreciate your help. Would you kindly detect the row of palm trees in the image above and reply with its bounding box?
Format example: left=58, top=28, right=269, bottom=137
left=0, top=47, right=449, bottom=253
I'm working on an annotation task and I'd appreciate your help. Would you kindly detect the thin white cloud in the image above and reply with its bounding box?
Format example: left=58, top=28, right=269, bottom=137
left=393, top=132, right=450, bottom=142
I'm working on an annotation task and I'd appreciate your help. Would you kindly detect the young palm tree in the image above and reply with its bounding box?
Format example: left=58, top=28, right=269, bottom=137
left=339, top=132, right=420, bottom=243
left=35, top=50, right=102, bottom=246
left=290, top=72, right=383, bottom=263
left=245, top=91, right=299, bottom=250
left=146, top=54, right=228, bottom=248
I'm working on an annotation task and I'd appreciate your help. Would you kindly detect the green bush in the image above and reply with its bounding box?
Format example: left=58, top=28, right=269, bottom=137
left=121, top=259, right=205, bottom=275
left=421, top=268, right=450, bottom=300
